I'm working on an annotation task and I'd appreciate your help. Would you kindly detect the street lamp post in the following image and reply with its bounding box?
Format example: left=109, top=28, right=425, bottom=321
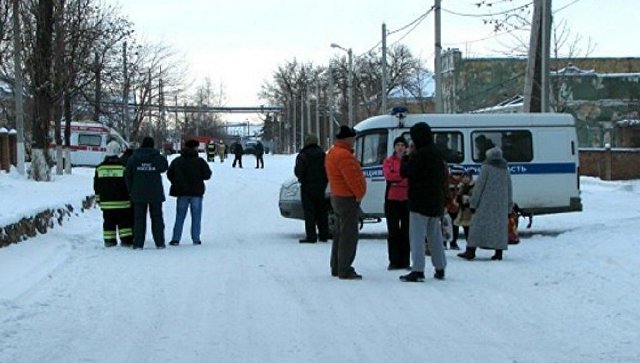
left=330, top=43, right=354, bottom=126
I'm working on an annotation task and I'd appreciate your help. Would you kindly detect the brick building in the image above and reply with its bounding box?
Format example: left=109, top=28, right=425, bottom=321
left=440, top=49, right=640, bottom=147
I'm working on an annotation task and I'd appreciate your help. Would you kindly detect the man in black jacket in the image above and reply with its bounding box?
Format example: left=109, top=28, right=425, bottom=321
left=294, top=134, right=329, bottom=243
left=126, top=136, right=169, bottom=249
left=231, top=141, right=243, bottom=168
left=255, top=141, right=265, bottom=169
left=167, top=139, right=212, bottom=246
left=399, top=122, right=447, bottom=282
left=94, top=149, right=133, bottom=248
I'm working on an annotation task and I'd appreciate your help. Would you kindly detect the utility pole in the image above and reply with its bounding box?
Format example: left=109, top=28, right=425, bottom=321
left=523, top=0, right=552, bottom=112
left=327, top=64, right=335, bottom=147
left=94, top=52, right=101, bottom=122
left=122, top=42, right=130, bottom=140
left=315, top=80, right=320, bottom=140
left=347, top=48, right=354, bottom=125
left=300, top=90, right=305, bottom=142
left=292, top=96, right=297, bottom=151
left=381, top=23, right=388, bottom=114
left=159, top=67, right=165, bottom=152
left=434, top=0, right=443, bottom=113
left=12, top=0, right=25, bottom=174
left=541, top=0, right=552, bottom=112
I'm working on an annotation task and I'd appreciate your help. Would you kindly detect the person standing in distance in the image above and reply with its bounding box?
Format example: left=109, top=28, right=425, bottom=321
left=399, top=122, right=447, bottom=282
left=167, top=139, right=212, bottom=246
left=295, top=133, right=329, bottom=243
left=325, top=126, right=367, bottom=280
left=231, top=140, right=243, bottom=168
left=126, top=136, right=169, bottom=249
left=254, top=140, right=265, bottom=168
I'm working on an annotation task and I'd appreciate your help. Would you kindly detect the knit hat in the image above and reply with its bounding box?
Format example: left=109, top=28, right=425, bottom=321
left=141, top=136, right=154, bottom=148
left=304, top=133, right=319, bottom=146
left=336, top=125, right=357, bottom=139
left=409, top=122, right=432, bottom=148
left=486, top=146, right=503, bottom=160
left=185, top=139, right=199, bottom=149
left=393, top=136, right=408, bottom=147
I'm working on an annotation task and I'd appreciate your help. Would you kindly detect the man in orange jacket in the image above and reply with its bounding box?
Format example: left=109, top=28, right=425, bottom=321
left=325, top=125, right=367, bottom=280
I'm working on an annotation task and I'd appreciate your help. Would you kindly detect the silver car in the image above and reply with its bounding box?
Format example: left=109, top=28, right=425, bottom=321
left=278, top=176, right=307, bottom=220
left=279, top=177, right=340, bottom=232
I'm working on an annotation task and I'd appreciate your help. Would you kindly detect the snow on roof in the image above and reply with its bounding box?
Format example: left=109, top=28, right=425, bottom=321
left=615, top=119, right=640, bottom=128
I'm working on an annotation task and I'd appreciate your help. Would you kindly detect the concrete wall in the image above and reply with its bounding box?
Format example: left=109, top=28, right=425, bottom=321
left=579, top=148, right=640, bottom=180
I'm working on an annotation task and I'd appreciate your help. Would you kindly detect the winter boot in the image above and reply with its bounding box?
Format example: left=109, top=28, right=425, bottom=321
left=399, top=271, right=425, bottom=282
left=449, top=241, right=460, bottom=250
left=457, top=247, right=476, bottom=260
left=433, top=269, right=445, bottom=280
left=491, top=249, right=503, bottom=260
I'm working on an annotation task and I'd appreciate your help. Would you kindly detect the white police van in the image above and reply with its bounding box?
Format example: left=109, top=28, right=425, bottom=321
left=355, top=110, right=582, bottom=220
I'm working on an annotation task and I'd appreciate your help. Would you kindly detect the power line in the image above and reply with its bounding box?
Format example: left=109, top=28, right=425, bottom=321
left=555, top=0, right=583, bottom=13
left=360, top=6, right=435, bottom=55
left=442, top=2, right=532, bottom=17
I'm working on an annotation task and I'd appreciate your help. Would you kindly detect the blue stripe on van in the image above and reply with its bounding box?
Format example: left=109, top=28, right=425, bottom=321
left=362, top=162, right=576, bottom=179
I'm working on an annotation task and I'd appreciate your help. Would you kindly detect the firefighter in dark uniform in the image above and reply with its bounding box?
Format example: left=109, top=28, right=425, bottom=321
left=206, top=140, right=217, bottom=162
left=94, top=144, right=133, bottom=247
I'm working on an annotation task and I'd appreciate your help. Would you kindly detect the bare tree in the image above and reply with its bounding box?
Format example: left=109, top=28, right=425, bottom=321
left=260, top=45, right=428, bottom=151
left=117, top=41, right=188, bottom=143
left=31, top=0, right=54, bottom=181
left=355, top=44, right=422, bottom=117
left=478, top=1, right=597, bottom=59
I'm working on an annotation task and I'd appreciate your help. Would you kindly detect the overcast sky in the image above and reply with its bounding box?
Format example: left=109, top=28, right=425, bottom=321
left=105, top=0, right=638, bottom=112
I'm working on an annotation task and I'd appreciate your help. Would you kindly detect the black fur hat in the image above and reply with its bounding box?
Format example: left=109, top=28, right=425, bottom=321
left=336, top=125, right=357, bottom=139
left=185, top=139, right=199, bottom=149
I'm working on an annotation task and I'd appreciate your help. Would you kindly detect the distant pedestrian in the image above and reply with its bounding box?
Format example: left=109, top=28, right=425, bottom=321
left=382, top=136, right=410, bottom=270
left=167, top=139, right=212, bottom=246
left=231, top=140, right=243, bottom=168
left=94, top=147, right=133, bottom=248
left=295, top=134, right=329, bottom=243
left=217, top=141, right=226, bottom=163
left=206, top=140, right=216, bottom=162
left=325, top=126, right=366, bottom=280
left=126, top=136, right=169, bottom=249
left=255, top=140, right=265, bottom=168
left=399, top=122, right=447, bottom=282
left=458, top=146, right=513, bottom=261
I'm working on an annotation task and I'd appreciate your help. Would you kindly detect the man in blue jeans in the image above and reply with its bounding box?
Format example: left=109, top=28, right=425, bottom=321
left=167, top=139, right=212, bottom=246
